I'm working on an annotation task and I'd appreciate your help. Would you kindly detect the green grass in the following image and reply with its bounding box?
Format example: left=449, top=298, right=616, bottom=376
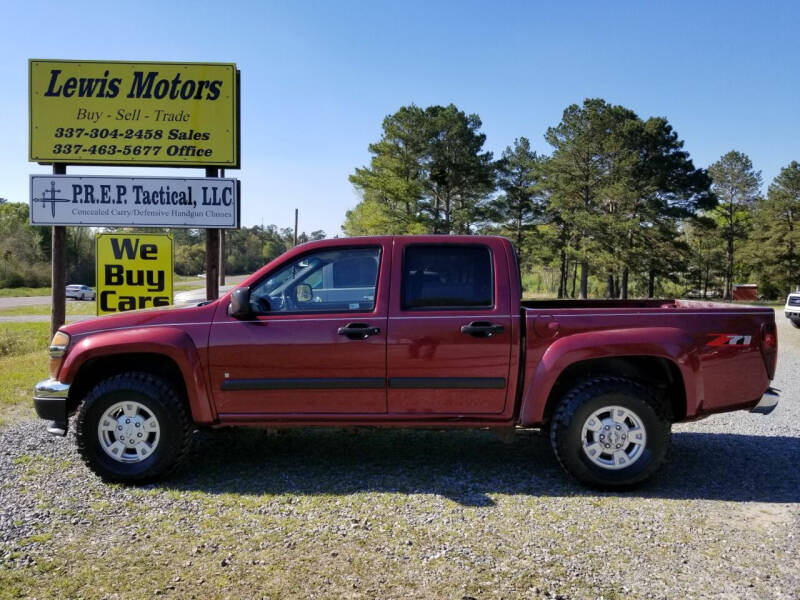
left=0, top=322, right=50, bottom=426
left=173, top=281, right=206, bottom=291
left=0, top=322, right=51, bottom=356
left=0, top=302, right=97, bottom=317
left=0, top=352, right=45, bottom=426
left=0, top=287, right=52, bottom=297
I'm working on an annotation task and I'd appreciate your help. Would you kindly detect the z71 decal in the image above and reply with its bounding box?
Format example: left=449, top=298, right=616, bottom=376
left=707, top=334, right=752, bottom=346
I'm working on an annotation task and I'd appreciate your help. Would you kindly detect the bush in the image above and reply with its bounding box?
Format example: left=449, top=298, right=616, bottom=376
left=0, top=260, right=51, bottom=289
left=0, top=323, right=50, bottom=357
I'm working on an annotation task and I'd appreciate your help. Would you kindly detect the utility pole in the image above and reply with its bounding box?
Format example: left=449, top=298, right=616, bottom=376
left=50, top=163, right=66, bottom=340
left=294, top=208, right=298, bottom=246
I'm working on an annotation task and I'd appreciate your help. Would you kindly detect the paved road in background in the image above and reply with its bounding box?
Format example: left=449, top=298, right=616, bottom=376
left=0, top=275, right=249, bottom=313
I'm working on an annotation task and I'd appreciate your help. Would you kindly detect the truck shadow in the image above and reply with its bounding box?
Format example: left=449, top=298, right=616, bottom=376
left=168, top=428, right=800, bottom=506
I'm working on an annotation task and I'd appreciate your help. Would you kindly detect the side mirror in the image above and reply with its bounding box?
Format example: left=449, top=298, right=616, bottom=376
left=228, top=286, right=253, bottom=319
left=296, top=283, right=312, bottom=303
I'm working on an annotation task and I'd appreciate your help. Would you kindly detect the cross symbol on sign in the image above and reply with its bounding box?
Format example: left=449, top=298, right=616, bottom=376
left=33, top=180, right=71, bottom=218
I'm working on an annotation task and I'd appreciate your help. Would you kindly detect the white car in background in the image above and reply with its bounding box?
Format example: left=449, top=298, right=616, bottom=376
left=785, top=291, right=800, bottom=328
left=65, top=284, right=95, bottom=301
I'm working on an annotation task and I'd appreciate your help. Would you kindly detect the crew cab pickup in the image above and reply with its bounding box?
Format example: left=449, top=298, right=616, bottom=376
left=33, top=236, right=779, bottom=488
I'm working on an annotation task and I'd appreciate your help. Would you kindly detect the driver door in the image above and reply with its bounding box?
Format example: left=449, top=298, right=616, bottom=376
left=208, top=242, right=390, bottom=415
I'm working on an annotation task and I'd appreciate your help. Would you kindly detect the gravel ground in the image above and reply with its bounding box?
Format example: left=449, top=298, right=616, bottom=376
left=0, top=314, right=798, bottom=599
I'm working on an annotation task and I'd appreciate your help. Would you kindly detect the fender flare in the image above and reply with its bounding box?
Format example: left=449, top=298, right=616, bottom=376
left=59, top=326, right=215, bottom=424
left=518, top=327, right=702, bottom=426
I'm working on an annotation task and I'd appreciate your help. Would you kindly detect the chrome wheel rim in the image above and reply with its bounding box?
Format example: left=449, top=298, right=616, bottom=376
left=98, top=401, right=160, bottom=463
left=580, top=405, right=647, bottom=470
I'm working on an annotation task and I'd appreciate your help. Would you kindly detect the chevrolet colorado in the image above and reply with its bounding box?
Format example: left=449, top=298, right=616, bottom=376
left=34, top=236, right=779, bottom=488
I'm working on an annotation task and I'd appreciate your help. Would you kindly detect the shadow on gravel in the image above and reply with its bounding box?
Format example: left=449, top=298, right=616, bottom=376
left=163, top=428, right=800, bottom=506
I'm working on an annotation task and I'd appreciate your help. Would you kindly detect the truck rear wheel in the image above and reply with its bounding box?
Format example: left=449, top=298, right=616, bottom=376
left=549, top=377, right=671, bottom=489
left=76, top=372, right=193, bottom=483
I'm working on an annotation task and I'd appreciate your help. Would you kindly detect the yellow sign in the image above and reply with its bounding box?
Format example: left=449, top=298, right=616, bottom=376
left=30, top=60, right=238, bottom=167
left=96, top=233, right=173, bottom=315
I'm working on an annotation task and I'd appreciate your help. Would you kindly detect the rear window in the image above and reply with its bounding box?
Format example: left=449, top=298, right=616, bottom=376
left=402, top=245, right=493, bottom=309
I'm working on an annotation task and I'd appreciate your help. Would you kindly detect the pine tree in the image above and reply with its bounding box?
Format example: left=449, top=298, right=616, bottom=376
left=345, top=104, right=494, bottom=235
left=747, top=161, right=800, bottom=295
left=489, top=138, right=545, bottom=265
left=708, top=151, right=762, bottom=299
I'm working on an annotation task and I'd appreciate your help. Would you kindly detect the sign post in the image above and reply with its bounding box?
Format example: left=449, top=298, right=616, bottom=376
left=50, top=163, right=66, bottom=340
left=219, top=230, right=226, bottom=287
left=219, top=169, right=226, bottom=287
left=205, top=167, right=220, bottom=300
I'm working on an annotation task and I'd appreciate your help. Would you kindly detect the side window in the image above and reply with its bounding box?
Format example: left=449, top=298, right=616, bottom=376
left=402, top=245, right=493, bottom=309
left=249, top=247, right=380, bottom=314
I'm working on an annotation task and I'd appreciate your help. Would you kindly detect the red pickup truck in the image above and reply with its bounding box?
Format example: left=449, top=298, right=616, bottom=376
left=34, top=236, right=779, bottom=488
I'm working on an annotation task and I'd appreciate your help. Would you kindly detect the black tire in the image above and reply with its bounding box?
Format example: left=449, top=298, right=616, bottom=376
left=790, top=319, right=800, bottom=329
left=76, top=372, right=193, bottom=483
left=549, top=377, right=671, bottom=489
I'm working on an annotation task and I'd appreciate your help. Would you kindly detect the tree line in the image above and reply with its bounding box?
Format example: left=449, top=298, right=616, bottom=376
left=0, top=200, right=325, bottom=288
left=2, top=97, right=797, bottom=299
left=344, top=99, right=800, bottom=299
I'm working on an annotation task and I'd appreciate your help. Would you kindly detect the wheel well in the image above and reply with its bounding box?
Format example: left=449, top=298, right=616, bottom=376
left=542, top=356, right=686, bottom=425
left=67, top=353, right=189, bottom=414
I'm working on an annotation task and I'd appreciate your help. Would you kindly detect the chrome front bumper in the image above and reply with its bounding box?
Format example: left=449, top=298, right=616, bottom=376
left=33, top=379, right=71, bottom=423
left=750, top=387, right=779, bottom=415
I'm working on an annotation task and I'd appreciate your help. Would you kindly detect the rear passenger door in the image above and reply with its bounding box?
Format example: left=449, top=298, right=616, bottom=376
left=387, top=240, right=513, bottom=414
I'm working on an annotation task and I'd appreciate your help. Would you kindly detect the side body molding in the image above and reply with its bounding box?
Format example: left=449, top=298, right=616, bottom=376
left=518, top=327, right=702, bottom=426
left=58, top=326, right=215, bottom=424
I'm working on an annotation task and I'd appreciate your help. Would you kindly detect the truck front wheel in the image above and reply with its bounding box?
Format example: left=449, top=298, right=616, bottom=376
left=549, top=377, right=671, bottom=489
left=76, top=372, right=193, bottom=483
left=790, top=318, right=800, bottom=329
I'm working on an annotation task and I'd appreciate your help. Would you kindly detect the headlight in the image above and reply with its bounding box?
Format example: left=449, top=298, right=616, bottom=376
left=48, top=331, right=70, bottom=379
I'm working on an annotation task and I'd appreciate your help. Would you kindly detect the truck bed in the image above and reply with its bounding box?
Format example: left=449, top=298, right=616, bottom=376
left=518, top=297, right=777, bottom=425
left=521, top=298, right=769, bottom=311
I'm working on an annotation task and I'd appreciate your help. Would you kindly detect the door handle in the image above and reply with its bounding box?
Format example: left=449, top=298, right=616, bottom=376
left=338, top=323, right=381, bottom=340
left=460, top=321, right=504, bottom=338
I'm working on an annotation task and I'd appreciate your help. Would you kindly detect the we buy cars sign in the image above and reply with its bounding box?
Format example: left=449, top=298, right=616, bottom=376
left=95, top=233, right=173, bottom=315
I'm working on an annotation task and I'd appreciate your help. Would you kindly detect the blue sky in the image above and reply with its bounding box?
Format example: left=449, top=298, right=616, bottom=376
left=2, top=0, right=798, bottom=235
